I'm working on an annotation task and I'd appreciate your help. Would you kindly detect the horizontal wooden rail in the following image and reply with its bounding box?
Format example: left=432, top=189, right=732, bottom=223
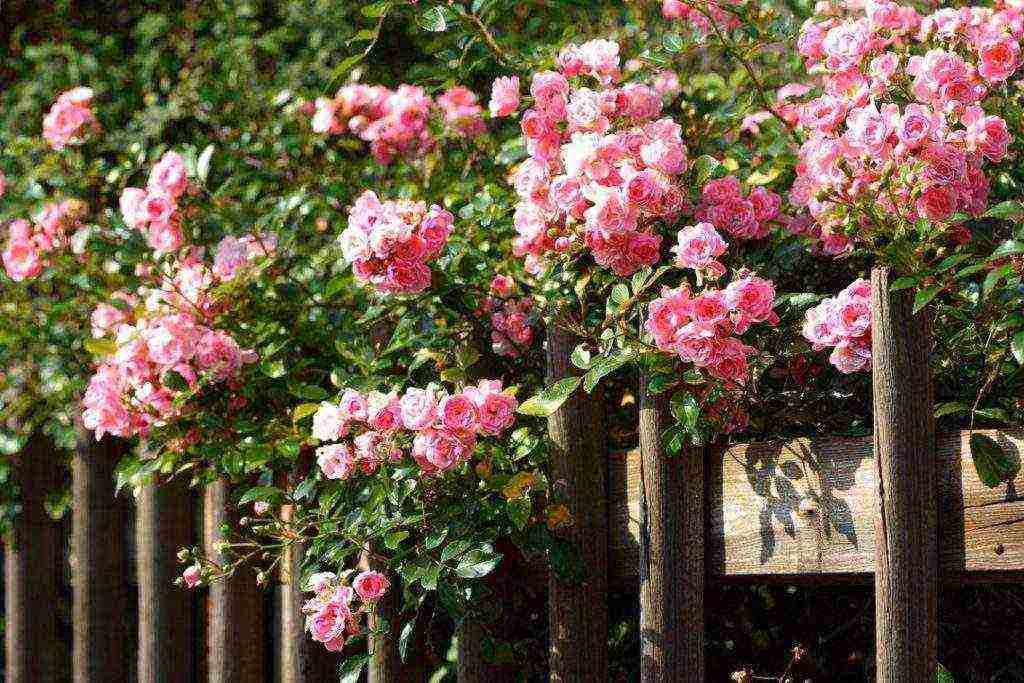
left=609, top=429, right=1024, bottom=583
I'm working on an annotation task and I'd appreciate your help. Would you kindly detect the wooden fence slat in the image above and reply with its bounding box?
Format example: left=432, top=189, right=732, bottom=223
left=637, top=372, right=704, bottom=682
left=609, top=429, right=1024, bottom=582
left=278, top=501, right=337, bottom=683
left=871, top=266, right=937, bottom=681
left=4, top=434, right=62, bottom=683
left=204, top=478, right=267, bottom=683
left=137, top=477, right=195, bottom=683
left=362, top=551, right=402, bottom=683
left=546, top=326, right=608, bottom=682
left=72, top=431, right=130, bottom=683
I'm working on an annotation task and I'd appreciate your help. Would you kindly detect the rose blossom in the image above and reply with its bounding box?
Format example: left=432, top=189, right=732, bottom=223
left=352, top=570, right=390, bottom=602
left=489, top=75, right=521, bottom=117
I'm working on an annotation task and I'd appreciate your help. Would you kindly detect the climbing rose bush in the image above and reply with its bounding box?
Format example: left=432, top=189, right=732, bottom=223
left=2, top=199, right=87, bottom=281
left=647, top=222, right=779, bottom=384
left=302, top=570, right=390, bottom=652
left=790, top=0, right=1023, bottom=252
left=311, top=83, right=486, bottom=164
left=82, top=238, right=269, bottom=440
left=311, top=379, right=517, bottom=479
left=338, top=190, right=454, bottom=295
left=42, top=86, right=98, bottom=150
left=504, top=38, right=691, bottom=276
left=802, top=278, right=873, bottom=374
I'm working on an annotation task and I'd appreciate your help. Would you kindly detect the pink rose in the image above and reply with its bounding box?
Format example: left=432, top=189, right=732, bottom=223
left=439, top=393, right=479, bottom=431
left=316, top=443, right=356, bottom=480
left=312, top=402, right=346, bottom=441
left=400, top=387, right=437, bottom=430
left=119, top=188, right=148, bottom=228
left=352, top=570, right=390, bottom=602
left=182, top=564, right=201, bottom=588
left=489, top=75, right=520, bottom=118
left=917, top=184, right=956, bottom=221
left=977, top=38, right=1020, bottom=83
left=339, top=389, right=369, bottom=422
left=148, top=151, right=189, bottom=197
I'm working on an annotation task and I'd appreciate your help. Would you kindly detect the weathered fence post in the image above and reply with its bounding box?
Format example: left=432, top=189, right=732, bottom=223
left=637, top=371, right=705, bottom=682
left=137, top=475, right=195, bottom=682
left=4, top=434, right=62, bottom=683
left=546, top=325, right=608, bottom=682
left=72, top=429, right=130, bottom=683
left=278, top=498, right=337, bottom=683
left=457, top=621, right=486, bottom=681
left=871, top=266, right=937, bottom=681
left=204, top=477, right=267, bottom=683
left=361, top=550, right=402, bottom=683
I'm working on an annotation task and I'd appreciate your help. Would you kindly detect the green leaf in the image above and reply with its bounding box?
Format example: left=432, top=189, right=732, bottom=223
left=691, top=155, right=721, bottom=185
left=936, top=662, right=955, bottom=683
left=238, top=486, right=281, bottom=506
left=361, top=1, right=390, bottom=18
left=418, top=5, right=452, bottom=31
left=517, top=376, right=583, bottom=417
left=670, top=391, right=700, bottom=432
left=399, top=621, right=415, bottom=662
left=261, top=359, right=287, bottom=379
left=384, top=531, right=409, bottom=550
left=913, top=284, right=943, bottom=314
left=984, top=201, right=1022, bottom=219
left=983, top=266, right=1007, bottom=297
left=338, top=654, right=368, bottom=683
left=292, top=402, right=319, bottom=424
left=583, top=352, right=630, bottom=393
left=83, top=337, right=117, bottom=356
left=970, top=433, right=1015, bottom=488
left=934, top=402, right=967, bottom=419
left=196, top=144, right=215, bottom=184
left=663, top=33, right=686, bottom=53
left=990, top=240, right=1024, bottom=260
left=455, top=550, right=502, bottom=578
left=570, top=344, right=592, bottom=370
left=889, top=277, right=919, bottom=292
left=440, top=539, right=473, bottom=564
left=1012, top=331, right=1024, bottom=365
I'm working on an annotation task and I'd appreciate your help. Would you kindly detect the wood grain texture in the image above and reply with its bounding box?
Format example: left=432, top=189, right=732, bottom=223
left=4, top=434, right=62, bottom=683
left=204, top=478, right=267, bottom=683
left=546, top=326, right=608, bottom=682
left=72, top=431, right=130, bottom=683
left=363, top=551, right=402, bottom=683
left=609, top=428, right=1024, bottom=583
left=137, top=478, right=195, bottom=683
left=637, top=372, right=704, bottom=682
left=277, top=502, right=338, bottom=683
left=871, top=267, right=937, bottom=681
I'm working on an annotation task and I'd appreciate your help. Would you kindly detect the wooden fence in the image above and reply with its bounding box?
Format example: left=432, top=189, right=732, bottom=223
left=4, top=270, right=1022, bottom=682
left=3, top=430, right=1023, bottom=682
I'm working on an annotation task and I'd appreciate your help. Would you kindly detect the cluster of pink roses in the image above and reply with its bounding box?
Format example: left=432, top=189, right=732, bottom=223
left=311, top=380, right=517, bottom=479
left=119, top=151, right=192, bottom=255
left=2, top=199, right=87, bottom=282
left=486, top=275, right=536, bottom=358
left=82, top=244, right=265, bottom=440
left=647, top=222, right=778, bottom=384
left=303, top=570, right=390, bottom=652
left=311, top=83, right=485, bottom=164
left=661, top=0, right=742, bottom=37
left=695, top=177, right=781, bottom=241
left=338, top=190, right=454, bottom=295
left=504, top=39, right=691, bottom=275
left=43, top=87, right=98, bottom=150
left=801, top=278, right=872, bottom=374
left=790, top=1, right=1021, bottom=248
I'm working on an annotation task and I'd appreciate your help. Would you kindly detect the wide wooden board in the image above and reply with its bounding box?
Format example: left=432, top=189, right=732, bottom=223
left=609, top=430, right=1024, bottom=583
